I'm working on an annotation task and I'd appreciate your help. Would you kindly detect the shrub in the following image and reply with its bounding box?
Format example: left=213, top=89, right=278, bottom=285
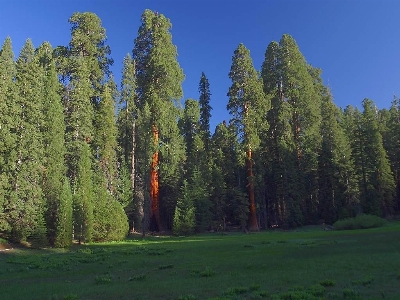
left=28, top=216, right=48, bottom=248
left=199, top=266, right=216, bottom=277
left=319, top=279, right=336, bottom=287
left=333, top=214, right=387, bottom=230
left=94, top=274, right=113, bottom=284
left=342, top=289, right=361, bottom=299
left=224, top=286, right=249, bottom=296
left=92, top=193, right=128, bottom=242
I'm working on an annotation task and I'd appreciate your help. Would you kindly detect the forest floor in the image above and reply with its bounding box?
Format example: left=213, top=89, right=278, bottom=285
left=0, top=222, right=399, bottom=300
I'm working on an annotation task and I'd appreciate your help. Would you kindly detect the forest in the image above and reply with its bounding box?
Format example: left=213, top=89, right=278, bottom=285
left=0, top=9, right=399, bottom=247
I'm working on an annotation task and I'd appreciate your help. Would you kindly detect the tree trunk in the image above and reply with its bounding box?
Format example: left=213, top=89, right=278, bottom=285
left=150, top=125, right=160, bottom=231
left=131, top=119, right=137, bottom=231
left=247, top=148, right=259, bottom=231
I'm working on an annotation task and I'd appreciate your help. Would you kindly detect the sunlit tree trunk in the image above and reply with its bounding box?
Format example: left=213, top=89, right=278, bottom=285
left=150, top=125, right=160, bottom=231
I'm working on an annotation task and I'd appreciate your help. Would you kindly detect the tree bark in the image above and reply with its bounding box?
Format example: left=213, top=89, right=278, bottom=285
left=150, top=124, right=160, bottom=231
left=247, top=148, right=259, bottom=231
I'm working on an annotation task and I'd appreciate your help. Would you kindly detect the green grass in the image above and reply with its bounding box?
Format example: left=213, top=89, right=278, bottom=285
left=1, top=222, right=400, bottom=299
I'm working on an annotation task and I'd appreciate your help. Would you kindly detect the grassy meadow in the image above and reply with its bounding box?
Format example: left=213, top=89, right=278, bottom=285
left=1, top=223, right=400, bottom=300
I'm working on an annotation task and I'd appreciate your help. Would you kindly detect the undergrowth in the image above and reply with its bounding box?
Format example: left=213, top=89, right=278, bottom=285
left=333, top=214, right=387, bottom=230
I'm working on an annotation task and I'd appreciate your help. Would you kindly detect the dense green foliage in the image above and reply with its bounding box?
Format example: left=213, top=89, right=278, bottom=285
left=1, top=10, right=400, bottom=246
left=333, top=214, right=388, bottom=230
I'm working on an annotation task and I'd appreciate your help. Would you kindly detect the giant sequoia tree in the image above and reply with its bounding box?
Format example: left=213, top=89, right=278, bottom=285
left=262, top=35, right=321, bottom=227
left=133, top=10, right=185, bottom=232
left=227, top=43, right=269, bottom=231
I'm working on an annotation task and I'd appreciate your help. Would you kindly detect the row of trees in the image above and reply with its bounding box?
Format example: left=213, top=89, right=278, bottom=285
left=1, top=10, right=399, bottom=246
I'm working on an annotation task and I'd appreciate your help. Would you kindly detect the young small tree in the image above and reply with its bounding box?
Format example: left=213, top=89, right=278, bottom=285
left=173, top=180, right=196, bottom=236
left=54, top=179, right=73, bottom=247
left=73, top=142, right=94, bottom=243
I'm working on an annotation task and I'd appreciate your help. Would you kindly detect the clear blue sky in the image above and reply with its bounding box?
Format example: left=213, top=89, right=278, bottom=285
left=1, top=0, right=399, bottom=131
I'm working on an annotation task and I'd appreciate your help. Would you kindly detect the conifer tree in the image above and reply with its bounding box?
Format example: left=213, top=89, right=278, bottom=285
left=262, top=41, right=298, bottom=227
left=179, top=99, right=211, bottom=231
left=384, top=97, right=400, bottom=211
left=62, top=58, right=96, bottom=243
left=0, top=37, right=17, bottom=233
left=198, top=72, right=212, bottom=152
left=65, top=58, right=94, bottom=189
left=94, top=79, right=118, bottom=194
left=179, top=99, right=204, bottom=178
left=73, top=142, right=94, bottom=243
left=55, top=15, right=111, bottom=243
left=117, top=54, right=139, bottom=229
left=173, top=180, right=196, bottom=235
left=227, top=43, right=268, bottom=231
left=133, top=9, right=185, bottom=232
left=262, top=35, right=321, bottom=227
left=36, top=42, right=71, bottom=246
left=8, top=39, right=45, bottom=242
left=54, top=179, right=73, bottom=247
left=67, top=12, right=113, bottom=95
left=92, top=166, right=128, bottom=242
left=361, top=99, right=395, bottom=216
left=317, top=88, right=358, bottom=223
left=211, top=122, right=245, bottom=229
left=280, top=35, right=322, bottom=224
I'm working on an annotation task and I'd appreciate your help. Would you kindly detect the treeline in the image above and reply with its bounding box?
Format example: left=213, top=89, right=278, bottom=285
left=0, top=10, right=399, bottom=246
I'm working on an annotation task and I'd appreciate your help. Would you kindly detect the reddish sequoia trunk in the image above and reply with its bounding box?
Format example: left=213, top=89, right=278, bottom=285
left=247, top=147, right=259, bottom=231
left=244, top=102, right=258, bottom=231
left=150, top=125, right=160, bottom=231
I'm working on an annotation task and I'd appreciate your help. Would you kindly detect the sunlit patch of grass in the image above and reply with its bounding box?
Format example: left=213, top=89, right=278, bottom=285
left=94, top=274, right=113, bottom=284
